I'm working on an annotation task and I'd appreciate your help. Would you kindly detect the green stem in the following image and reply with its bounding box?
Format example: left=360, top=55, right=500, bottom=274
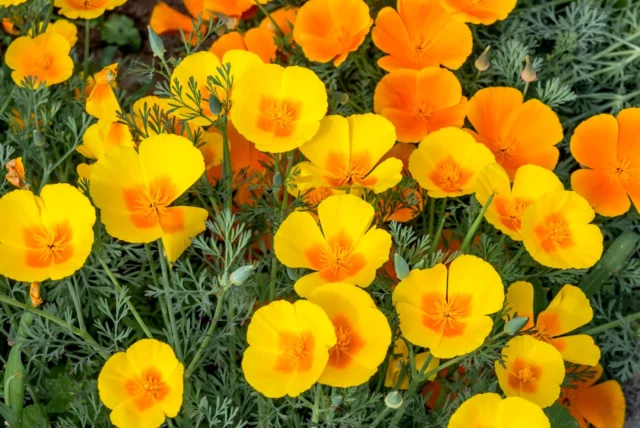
left=81, top=20, right=91, bottom=99
left=429, top=199, right=448, bottom=255
left=427, top=198, right=435, bottom=238
left=145, top=244, right=171, bottom=335
left=267, top=153, right=288, bottom=302
left=184, top=286, right=227, bottom=378
left=221, top=120, right=233, bottom=212
left=311, top=384, right=323, bottom=424
left=97, top=256, right=153, bottom=339
left=581, top=312, right=640, bottom=336
left=0, top=293, right=108, bottom=360
left=591, top=32, right=640, bottom=61
left=157, top=241, right=183, bottom=360
left=68, top=279, right=86, bottom=332
left=253, top=0, right=283, bottom=36
left=0, top=86, right=16, bottom=117
left=460, top=193, right=494, bottom=253
left=39, top=2, right=55, bottom=33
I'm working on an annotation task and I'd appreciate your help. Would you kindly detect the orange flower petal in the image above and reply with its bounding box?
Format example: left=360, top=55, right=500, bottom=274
left=571, top=169, right=630, bottom=217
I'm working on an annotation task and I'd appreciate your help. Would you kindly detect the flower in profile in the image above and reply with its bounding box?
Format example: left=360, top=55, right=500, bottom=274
left=259, top=6, right=298, bottom=36
left=90, top=134, right=208, bottom=262
left=506, top=282, right=600, bottom=366
left=408, top=127, right=495, bottom=198
left=149, top=2, right=208, bottom=44
left=86, top=63, right=121, bottom=122
left=5, top=32, right=73, bottom=88
left=76, top=120, right=135, bottom=180
left=54, top=0, right=127, bottom=19
left=210, top=30, right=277, bottom=64
left=98, top=339, right=184, bottom=428
left=30, top=20, right=78, bottom=47
left=385, top=338, right=439, bottom=389
left=308, top=283, right=391, bottom=387
left=293, top=0, right=373, bottom=67
left=0, top=184, right=96, bottom=282
left=495, top=335, right=565, bottom=408
left=231, top=63, right=328, bottom=152
left=242, top=300, right=336, bottom=398
left=378, top=143, right=424, bottom=223
left=371, top=0, right=472, bottom=72
left=274, top=194, right=391, bottom=297
left=466, top=87, right=563, bottom=180
left=374, top=67, right=467, bottom=143
left=440, top=0, right=517, bottom=25
left=294, top=114, right=403, bottom=194
left=558, top=364, right=626, bottom=428
left=29, top=282, right=43, bottom=307
left=5, top=157, right=26, bottom=189
left=448, top=393, right=550, bottom=428
left=476, top=163, right=564, bottom=240
left=570, top=108, right=640, bottom=217
left=521, top=190, right=603, bottom=269
left=392, top=255, right=504, bottom=358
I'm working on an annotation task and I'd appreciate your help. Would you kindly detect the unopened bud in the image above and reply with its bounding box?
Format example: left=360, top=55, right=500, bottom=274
left=273, top=172, right=282, bottom=186
left=331, top=395, right=343, bottom=407
left=393, top=253, right=410, bottom=280
left=331, top=90, right=349, bottom=105
left=504, top=316, right=529, bottom=335
left=30, top=282, right=43, bottom=308
left=33, top=130, right=44, bottom=147
left=230, top=265, right=254, bottom=286
left=474, top=45, right=491, bottom=72
left=208, top=95, right=222, bottom=115
left=521, top=55, right=536, bottom=83
left=5, top=157, right=26, bottom=189
left=147, top=26, right=166, bottom=59
left=385, top=391, right=403, bottom=409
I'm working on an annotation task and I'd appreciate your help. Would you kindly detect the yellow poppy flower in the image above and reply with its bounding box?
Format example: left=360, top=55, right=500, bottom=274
left=230, top=63, right=328, bottom=153
left=448, top=393, right=550, bottom=428
left=392, top=255, right=504, bottom=358
left=77, top=120, right=135, bottom=160
left=30, top=20, right=79, bottom=47
left=0, top=184, right=96, bottom=282
left=98, top=339, right=184, bottom=428
left=5, top=32, right=73, bottom=88
left=0, top=0, right=28, bottom=6
left=242, top=300, right=337, bottom=398
left=408, top=127, right=495, bottom=198
left=274, top=194, right=391, bottom=298
left=385, top=338, right=439, bottom=390
left=506, top=282, right=600, bottom=366
left=86, top=63, right=121, bottom=122
left=495, top=335, right=565, bottom=408
left=295, top=114, right=403, bottom=194
left=54, top=0, right=127, bottom=19
left=521, top=190, right=603, bottom=269
left=308, top=283, right=391, bottom=387
left=89, top=134, right=208, bottom=262
left=476, top=163, right=564, bottom=240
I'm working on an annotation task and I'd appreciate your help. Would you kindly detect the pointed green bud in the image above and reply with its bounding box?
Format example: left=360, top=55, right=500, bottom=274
left=208, top=94, right=222, bottom=115
left=504, top=316, right=530, bottom=335
left=394, top=253, right=410, bottom=280
left=230, top=265, right=254, bottom=286
left=147, top=26, right=165, bottom=60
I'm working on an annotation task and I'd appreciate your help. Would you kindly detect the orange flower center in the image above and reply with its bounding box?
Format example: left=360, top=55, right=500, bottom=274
left=305, top=231, right=367, bottom=281
left=421, top=293, right=472, bottom=337
left=429, top=158, right=472, bottom=193
left=534, top=213, right=574, bottom=253
left=333, top=28, right=350, bottom=45
left=414, top=105, right=432, bottom=121
left=325, top=152, right=376, bottom=188
left=495, top=196, right=532, bottom=232
left=123, top=177, right=184, bottom=232
left=33, top=54, right=54, bottom=73
left=328, top=314, right=365, bottom=369
left=533, top=312, right=562, bottom=344
left=494, top=138, right=517, bottom=162
left=613, top=157, right=636, bottom=184
left=508, top=358, right=540, bottom=393
left=257, top=97, right=300, bottom=137
left=275, top=331, right=315, bottom=373
left=24, top=222, right=74, bottom=268
left=125, top=368, right=170, bottom=411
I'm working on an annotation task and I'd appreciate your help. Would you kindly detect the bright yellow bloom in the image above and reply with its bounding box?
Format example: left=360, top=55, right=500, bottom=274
left=242, top=300, right=336, bottom=398
left=506, top=282, right=600, bottom=366
left=521, top=190, right=603, bottom=269
left=476, top=163, right=564, bottom=240
left=98, top=339, right=184, bottom=428
left=308, top=283, right=391, bottom=387
left=274, top=194, right=391, bottom=298
left=392, top=255, right=504, bottom=358
left=0, top=0, right=27, bottom=6
left=54, top=0, right=127, bottom=19
left=495, top=335, right=565, bottom=408
left=448, top=393, right=550, bottom=428
left=385, top=338, right=439, bottom=390
left=440, top=0, right=517, bottom=25
left=5, top=32, right=73, bottom=88
left=0, top=184, right=96, bottom=282
left=409, top=127, right=495, bottom=198
left=230, top=63, right=328, bottom=152
left=295, top=114, right=402, bottom=194
left=29, top=20, right=79, bottom=47
left=76, top=119, right=135, bottom=179
left=86, top=63, right=121, bottom=122
left=89, top=134, right=208, bottom=263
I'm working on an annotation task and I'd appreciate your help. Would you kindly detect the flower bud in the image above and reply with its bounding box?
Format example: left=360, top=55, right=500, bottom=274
left=147, top=26, right=165, bottom=60
left=504, top=316, right=529, bottom=335
left=393, top=253, right=410, bottom=280
left=5, top=157, right=26, bottom=189
left=230, top=265, right=254, bottom=286
left=29, top=282, right=43, bottom=308
left=521, top=55, right=537, bottom=83
left=385, top=391, right=403, bottom=409
left=474, top=45, right=491, bottom=72
left=208, top=95, right=222, bottom=115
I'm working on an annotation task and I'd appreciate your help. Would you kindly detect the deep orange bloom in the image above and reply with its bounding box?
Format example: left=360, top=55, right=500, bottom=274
left=440, top=0, right=517, bottom=25
left=374, top=67, right=467, bottom=143
left=209, top=30, right=277, bottom=64
left=202, top=0, right=257, bottom=19
left=293, top=0, right=373, bottom=67
left=259, top=7, right=298, bottom=36
left=149, top=2, right=204, bottom=43
left=559, top=365, right=626, bottom=428
left=466, top=87, right=563, bottom=181
left=570, top=108, right=640, bottom=217
left=372, top=0, right=472, bottom=72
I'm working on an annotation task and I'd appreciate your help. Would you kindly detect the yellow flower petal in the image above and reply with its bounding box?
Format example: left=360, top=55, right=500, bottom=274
left=160, top=206, right=209, bottom=263
left=550, top=334, right=600, bottom=366
left=274, top=211, right=327, bottom=269
left=505, top=281, right=535, bottom=330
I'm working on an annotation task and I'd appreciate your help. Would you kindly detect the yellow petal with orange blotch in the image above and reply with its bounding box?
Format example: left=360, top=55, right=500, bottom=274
left=274, top=211, right=327, bottom=269
left=550, top=334, right=600, bottom=366
left=160, top=206, right=208, bottom=262
left=317, top=194, right=374, bottom=245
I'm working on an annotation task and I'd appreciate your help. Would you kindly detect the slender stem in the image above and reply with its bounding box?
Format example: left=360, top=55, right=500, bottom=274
left=98, top=256, right=153, bottom=339
left=157, top=241, right=183, bottom=360
left=68, top=279, right=86, bottom=332
left=427, top=198, right=435, bottom=237
left=505, top=245, right=526, bottom=271
left=429, top=199, right=448, bottom=255
left=0, top=86, right=16, bottom=117
left=221, top=120, right=233, bottom=212
left=185, top=287, right=228, bottom=378
left=0, top=293, right=108, bottom=360
left=267, top=153, right=287, bottom=302
left=39, top=2, right=55, bottom=33
left=145, top=244, right=171, bottom=335
left=592, top=32, right=640, bottom=61
left=581, top=312, right=640, bottom=336
left=460, top=193, right=494, bottom=253
left=311, top=384, right=323, bottom=424
left=82, top=20, right=91, bottom=99
left=522, top=81, right=530, bottom=97
left=254, top=0, right=283, bottom=37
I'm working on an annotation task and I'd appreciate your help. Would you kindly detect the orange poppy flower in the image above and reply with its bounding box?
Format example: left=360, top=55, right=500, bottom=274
left=201, top=0, right=261, bottom=19
left=209, top=30, right=277, bottom=64
left=558, top=365, right=626, bottom=428
left=150, top=2, right=203, bottom=43
left=2, top=18, right=20, bottom=36
left=371, top=0, right=472, bottom=72
left=466, top=87, right=563, bottom=181
left=440, top=0, right=517, bottom=25
left=86, top=63, right=121, bottom=122
left=570, top=108, right=640, bottom=217
left=374, top=67, right=467, bottom=143
left=293, top=0, right=373, bottom=67
left=259, top=7, right=298, bottom=36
